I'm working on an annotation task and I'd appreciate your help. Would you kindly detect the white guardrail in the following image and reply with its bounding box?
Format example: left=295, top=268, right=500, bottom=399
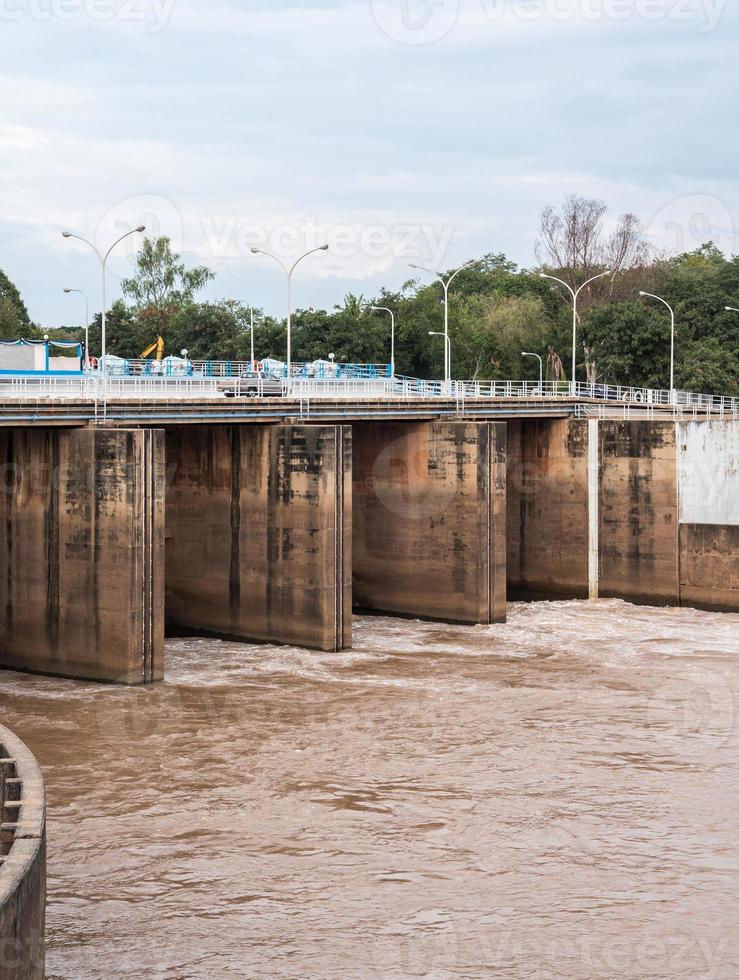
left=0, top=373, right=735, bottom=416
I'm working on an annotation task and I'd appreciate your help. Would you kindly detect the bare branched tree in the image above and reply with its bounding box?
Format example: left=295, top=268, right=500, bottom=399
left=536, top=196, right=653, bottom=382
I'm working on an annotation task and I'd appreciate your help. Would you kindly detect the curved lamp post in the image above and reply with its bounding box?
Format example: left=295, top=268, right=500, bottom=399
left=639, top=290, right=676, bottom=399
left=62, top=225, right=145, bottom=375
left=369, top=306, right=395, bottom=377
left=63, top=287, right=90, bottom=370
left=522, top=350, right=543, bottom=391
left=250, top=245, right=329, bottom=393
left=539, top=269, right=613, bottom=393
left=410, top=260, right=477, bottom=392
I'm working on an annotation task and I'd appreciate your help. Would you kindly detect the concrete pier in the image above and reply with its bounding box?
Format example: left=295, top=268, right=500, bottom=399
left=165, top=424, right=352, bottom=651
left=506, top=418, right=589, bottom=600
left=352, top=421, right=507, bottom=624
left=0, top=412, right=733, bottom=687
left=598, top=421, right=680, bottom=606
left=508, top=417, right=739, bottom=612
left=0, top=429, right=164, bottom=684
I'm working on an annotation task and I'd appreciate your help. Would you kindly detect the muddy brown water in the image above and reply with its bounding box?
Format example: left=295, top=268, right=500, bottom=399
left=1, top=600, right=738, bottom=979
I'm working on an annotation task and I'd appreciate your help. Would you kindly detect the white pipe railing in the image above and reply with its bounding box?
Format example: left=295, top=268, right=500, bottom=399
left=0, top=373, right=735, bottom=415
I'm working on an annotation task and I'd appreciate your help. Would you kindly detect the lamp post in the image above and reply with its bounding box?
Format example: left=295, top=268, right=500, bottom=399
left=428, top=331, right=451, bottom=391
left=248, top=305, right=255, bottom=368
left=639, top=291, right=676, bottom=398
left=522, top=350, right=543, bottom=391
left=369, top=306, right=395, bottom=377
left=410, top=260, right=477, bottom=392
left=539, top=269, right=613, bottom=393
left=63, top=287, right=90, bottom=370
left=250, top=245, right=329, bottom=393
left=62, top=225, right=145, bottom=375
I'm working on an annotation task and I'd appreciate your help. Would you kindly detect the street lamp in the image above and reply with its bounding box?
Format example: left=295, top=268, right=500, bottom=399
left=250, top=244, right=329, bottom=393
left=639, top=291, right=676, bottom=397
left=428, top=331, right=451, bottom=390
left=62, top=225, right=145, bottom=375
left=369, top=306, right=395, bottom=377
left=522, top=350, right=543, bottom=391
left=539, top=269, right=613, bottom=393
left=247, top=304, right=256, bottom=368
left=725, top=306, right=739, bottom=314
left=63, top=287, right=90, bottom=370
left=410, top=259, right=477, bottom=392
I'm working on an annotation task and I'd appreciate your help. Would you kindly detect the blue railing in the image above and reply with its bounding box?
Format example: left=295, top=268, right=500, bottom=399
left=104, top=358, right=393, bottom=380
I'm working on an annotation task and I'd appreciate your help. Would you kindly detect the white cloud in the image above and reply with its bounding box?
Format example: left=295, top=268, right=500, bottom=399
left=0, top=0, right=737, bottom=325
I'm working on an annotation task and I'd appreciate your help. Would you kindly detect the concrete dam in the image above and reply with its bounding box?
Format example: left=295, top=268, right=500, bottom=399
left=0, top=394, right=735, bottom=686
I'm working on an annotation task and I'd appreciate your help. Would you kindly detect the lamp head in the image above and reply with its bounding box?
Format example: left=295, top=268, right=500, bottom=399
left=320, top=244, right=329, bottom=251
left=639, top=291, right=647, bottom=296
left=409, top=263, right=420, bottom=270
left=250, top=248, right=260, bottom=255
left=63, top=288, right=71, bottom=294
left=136, top=225, right=146, bottom=233
left=62, top=231, right=71, bottom=238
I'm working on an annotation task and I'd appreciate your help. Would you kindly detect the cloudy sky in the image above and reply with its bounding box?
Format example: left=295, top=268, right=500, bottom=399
left=1, top=0, right=737, bottom=327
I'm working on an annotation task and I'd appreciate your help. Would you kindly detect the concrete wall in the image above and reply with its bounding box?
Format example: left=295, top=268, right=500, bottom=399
left=0, top=429, right=164, bottom=684
left=352, top=420, right=507, bottom=624
left=677, top=421, right=739, bottom=612
left=0, top=725, right=45, bottom=980
left=506, top=418, right=589, bottom=600
left=598, top=421, right=680, bottom=606
left=165, top=424, right=351, bottom=651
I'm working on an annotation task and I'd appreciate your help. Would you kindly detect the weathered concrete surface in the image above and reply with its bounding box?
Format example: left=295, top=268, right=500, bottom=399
left=679, top=524, right=739, bottom=612
left=352, top=421, right=507, bottom=624
left=0, top=429, right=164, bottom=684
left=678, top=420, right=739, bottom=525
left=676, top=421, right=739, bottom=612
left=598, top=421, right=679, bottom=606
left=165, top=424, right=351, bottom=651
left=506, top=419, right=589, bottom=600
left=0, top=725, right=45, bottom=980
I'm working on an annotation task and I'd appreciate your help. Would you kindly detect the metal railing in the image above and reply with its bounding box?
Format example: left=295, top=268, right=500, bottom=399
left=0, top=372, right=735, bottom=417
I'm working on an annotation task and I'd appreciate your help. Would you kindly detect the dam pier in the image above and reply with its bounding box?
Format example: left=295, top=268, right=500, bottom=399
left=0, top=378, right=736, bottom=685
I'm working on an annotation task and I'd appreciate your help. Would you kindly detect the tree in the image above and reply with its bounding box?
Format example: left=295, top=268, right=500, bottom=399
left=537, top=195, right=653, bottom=381
left=121, top=238, right=215, bottom=310
left=0, top=269, right=31, bottom=338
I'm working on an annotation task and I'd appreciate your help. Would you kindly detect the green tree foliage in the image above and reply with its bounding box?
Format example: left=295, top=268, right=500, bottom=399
left=79, top=232, right=738, bottom=395
left=121, top=237, right=215, bottom=310
left=0, top=269, right=32, bottom=339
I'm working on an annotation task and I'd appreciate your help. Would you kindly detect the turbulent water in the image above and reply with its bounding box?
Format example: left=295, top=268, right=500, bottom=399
left=1, top=600, right=738, bottom=980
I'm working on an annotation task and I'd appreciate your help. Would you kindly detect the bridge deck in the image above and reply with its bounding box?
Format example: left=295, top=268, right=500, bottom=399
left=0, top=394, right=709, bottom=426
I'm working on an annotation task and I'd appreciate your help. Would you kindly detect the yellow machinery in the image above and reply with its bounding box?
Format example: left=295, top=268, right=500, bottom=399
left=141, top=336, right=165, bottom=360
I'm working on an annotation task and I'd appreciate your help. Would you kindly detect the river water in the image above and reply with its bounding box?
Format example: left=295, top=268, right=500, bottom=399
left=1, top=599, right=738, bottom=980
